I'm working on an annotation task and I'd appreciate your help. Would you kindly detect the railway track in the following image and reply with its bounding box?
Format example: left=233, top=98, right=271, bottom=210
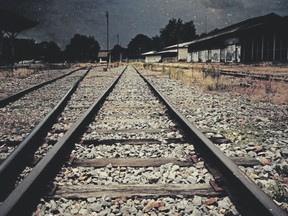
left=0, top=67, right=87, bottom=160
left=0, top=67, right=86, bottom=107
left=0, top=66, right=286, bottom=215
left=0, top=66, right=121, bottom=196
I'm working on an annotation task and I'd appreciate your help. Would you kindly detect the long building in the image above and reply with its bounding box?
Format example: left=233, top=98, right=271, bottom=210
left=188, top=13, right=288, bottom=63
left=142, top=13, right=288, bottom=64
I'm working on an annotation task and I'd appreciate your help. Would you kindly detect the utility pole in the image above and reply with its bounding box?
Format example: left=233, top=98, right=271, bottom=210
left=106, top=11, right=109, bottom=70
left=117, top=34, right=122, bottom=63
left=205, top=12, right=207, bottom=34
left=0, top=30, right=3, bottom=57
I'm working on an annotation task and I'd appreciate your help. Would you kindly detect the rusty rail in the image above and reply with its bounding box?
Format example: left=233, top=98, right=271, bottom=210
left=0, top=68, right=90, bottom=200
left=135, top=66, right=286, bottom=216
left=0, top=66, right=126, bottom=216
left=0, top=67, right=86, bottom=107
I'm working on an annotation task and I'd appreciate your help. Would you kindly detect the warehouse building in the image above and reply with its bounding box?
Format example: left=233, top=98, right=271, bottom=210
left=188, top=13, right=288, bottom=63
left=142, top=13, right=288, bottom=64
left=141, top=42, right=190, bottom=63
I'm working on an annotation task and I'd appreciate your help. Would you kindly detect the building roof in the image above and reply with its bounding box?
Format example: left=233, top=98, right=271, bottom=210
left=141, top=51, right=158, bottom=56
left=188, top=13, right=283, bottom=48
left=0, top=8, right=38, bottom=33
left=157, top=49, right=177, bottom=54
left=164, top=41, right=193, bottom=50
left=141, top=49, right=178, bottom=57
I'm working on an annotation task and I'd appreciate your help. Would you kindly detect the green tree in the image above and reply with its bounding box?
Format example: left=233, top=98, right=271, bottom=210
left=65, top=34, right=100, bottom=62
left=127, top=34, right=153, bottom=59
left=111, top=45, right=127, bottom=62
left=159, top=18, right=197, bottom=48
left=151, top=35, right=161, bottom=51
left=14, top=39, right=38, bottom=61
left=38, top=41, right=62, bottom=62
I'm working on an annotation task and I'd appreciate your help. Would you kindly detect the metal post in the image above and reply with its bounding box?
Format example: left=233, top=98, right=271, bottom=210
left=273, top=34, right=276, bottom=61
left=279, top=39, right=282, bottom=60
left=261, top=36, right=264, bottom=61
left=117, top=34, right=122, bottom=62
left=11, top=32, right=15, bottom=58
left=0, top=30, right=3, bottom=57
left=251, top=38, right=254, bottom=61
left=287, top=41, right=288, bottom=61
left=106, top=11, right=109, bottom=70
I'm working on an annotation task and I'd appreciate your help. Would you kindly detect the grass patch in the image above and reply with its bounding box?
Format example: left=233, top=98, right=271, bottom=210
left=148, top=63, right=288, bottom=104
left=0, top=68, right=34, bottom=78
left=244, top=80, right=288, bottom=104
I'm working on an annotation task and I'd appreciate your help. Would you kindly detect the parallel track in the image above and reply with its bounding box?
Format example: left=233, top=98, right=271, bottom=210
left=0, top=67, right=85, bottom=108
left=0, top=66, right=286, bottom=216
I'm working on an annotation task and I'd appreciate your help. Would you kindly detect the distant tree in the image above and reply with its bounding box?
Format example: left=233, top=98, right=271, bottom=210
left=200, top=28, right=220, bottom=38
left=38, top=41, right=62, bottom=62
left=151, top=35, right=161, bottom=51
left=65, top=34, right=100, bottom=62
left=159, top=18, right=197, bottom=48
left=182, top=20, right=197, bottom=41
left=14, top=39, right=38, bottom=61
left=127, top=34, right=153, bottom=59
left=111, top=45, right=127, bottom=62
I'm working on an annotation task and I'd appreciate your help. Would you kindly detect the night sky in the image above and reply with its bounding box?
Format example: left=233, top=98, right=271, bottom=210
left=0, top=0, right=287, bottom=49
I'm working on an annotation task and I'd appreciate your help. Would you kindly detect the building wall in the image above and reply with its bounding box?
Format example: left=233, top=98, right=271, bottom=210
left=191, top=51, right=198, bottom=62
left=189, top=46, right=240, bottom=63
left=187, top=53, right=192, bottom=62
left=162, top=56, right=177, bottom=62
left=241, top=32, right=288, bottom=62
left=222, top=45, right=241, bottom=63
left=198, top=50, right=209, bottom=62
left=177, top=48, right=188, bottom=61
left=210, top=49, right=221, bottom=62
left=145, top=55, right=161, bottom=63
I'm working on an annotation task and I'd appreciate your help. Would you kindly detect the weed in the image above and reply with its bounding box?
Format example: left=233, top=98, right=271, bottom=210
left=269, top=184, right=288, bottom=203
left=275, top=165, right=288, bottom=176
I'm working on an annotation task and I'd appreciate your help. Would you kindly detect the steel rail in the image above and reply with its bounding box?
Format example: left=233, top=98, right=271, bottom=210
left=0, top=68, right=91, bottom=200
left=203, top=68, right=288, bottom=83
left=135, top=67, right=286, bottom=216
left=0, top=66, right=126, bottom=216
left=0, top=67, right=86, bottom=108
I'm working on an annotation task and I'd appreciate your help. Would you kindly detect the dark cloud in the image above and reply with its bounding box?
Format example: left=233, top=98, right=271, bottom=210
left=1, top=0, right=287, bottom=49
left=202, top=0, right=244, bottom=10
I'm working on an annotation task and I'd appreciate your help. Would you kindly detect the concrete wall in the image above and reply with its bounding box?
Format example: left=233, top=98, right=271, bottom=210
left=177, top=47, right=188, bottom=61
left=145, top=55, right=161, bottom=63
left=198, top=50, right=209, bottom=62
left=187, top=53, right=192, bottom=62
left=210, top=49, right=221, bottom=62
left=162, top=56, right=177, bottom=62
left=222, top=45, right=241, bottom=62
left=189, top=46, right=240, bottom=63
left=191, top=51, right=198, bottom=62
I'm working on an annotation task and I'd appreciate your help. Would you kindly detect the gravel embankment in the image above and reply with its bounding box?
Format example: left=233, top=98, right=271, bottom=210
left=17, top=67, right=123, bottom=183
left=0, top=69, right=86, bottom=160
left=141, top=68, right=288, bottom=211
left=0, top=68, right=74, bottom=99
left=34, top=66, right=239, bottom=216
